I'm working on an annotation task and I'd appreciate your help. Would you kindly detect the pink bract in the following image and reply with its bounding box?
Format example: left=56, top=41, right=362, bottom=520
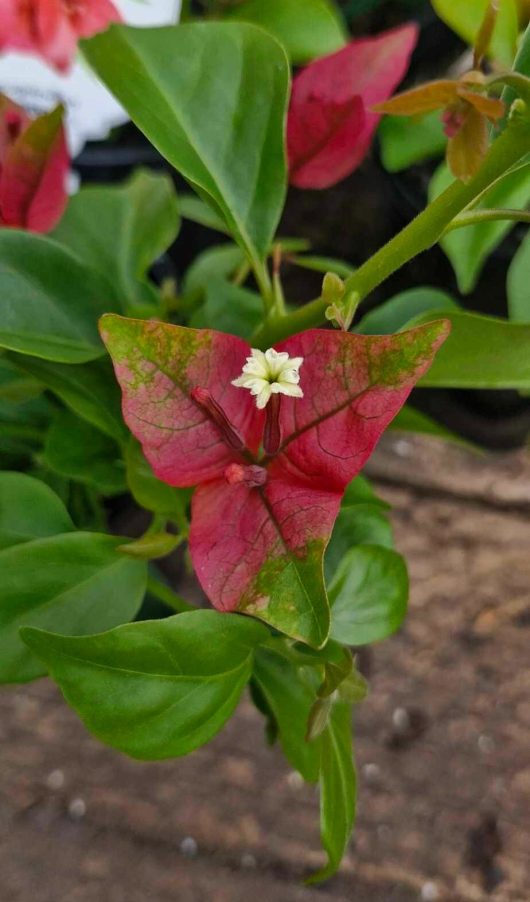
left=0, top=95, right=69, bottom=233
left=101, top=316, right=449, bottom=646
left=0, top=0, right=122, bottom=72
left=287, top=23, right=419, bottom=189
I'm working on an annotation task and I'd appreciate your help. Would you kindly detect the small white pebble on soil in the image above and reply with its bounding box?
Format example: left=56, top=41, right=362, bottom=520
left=392, top=707, right=410, bottom=732
left=287, top=770, right=304, bottom=790
left=478, top=733, right=495, bottom=754
left=180, top=836, right=198, bottom=858
left=240, top=853, right=256, bottom=869
left=421, top=881, right=439, bottom=901
left=46, top=769, right=65, bottom=790
left=363, top=763, right=381, bottom=783
left=68, top=797, right=86, bottom=819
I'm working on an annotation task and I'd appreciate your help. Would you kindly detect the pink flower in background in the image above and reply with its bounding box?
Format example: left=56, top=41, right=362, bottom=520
left=0, top=0, right=122, bottom=72
left=0, top=95, right=69, bottom=232
left=287, top=23, right=419, bottom=189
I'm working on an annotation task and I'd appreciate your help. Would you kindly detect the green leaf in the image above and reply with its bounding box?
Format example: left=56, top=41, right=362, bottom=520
left=390, top=404, right=475, bottom=448
left=0, top=471, right=74, bottom=550
left=52, top=170, right=179, bottom=314
left=309, top=701, right=356, bottom=884
left=183, top=244, right=246, bottom=300
left=84, top=23, right=289, bottom=265
left=44, top=410, right=126, bottom=496
left=253, top=643, right=321, bottom=782
left=119, top=531, right=182, bottom=560
left=0, top=533, right=146, bottom=683
left=329, top=545, right=408, bottom=646
left=0, top=231, right=115, bottom=362
left=178, top=194, right=230, bottom=234
left=430, top=162, right=530, bottom=293
left=357, top=287, right=459, bottom=335
left=342, top=474, right=390, bottom=510
left=21, top=611, right=268, bottom=758
left=191, top=277, right=262, bottom=338
left=225, top=0, right=347, bottom=64
left=325, top=494, right=393, bottom=582
left=415, top=309, right=530, bottom=389
left=125, top=438, right=190, bottom=517
left=290, top=255, right=355, bottom=278
left=431, top=0, right=518, bottom=66
left=7, top=354, right=127, bottom=444
left=378, top=111, right=446, bottom=173
left=507, top=229, right=530, bottom=321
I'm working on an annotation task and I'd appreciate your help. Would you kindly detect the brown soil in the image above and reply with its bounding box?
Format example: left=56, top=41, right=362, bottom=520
left=1, top=437, right=529, bottom=902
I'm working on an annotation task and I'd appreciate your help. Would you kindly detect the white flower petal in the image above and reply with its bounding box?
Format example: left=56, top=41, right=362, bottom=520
left=232, top=346, right=304, bottom=408
left=255, top=383, right=273, bottom=409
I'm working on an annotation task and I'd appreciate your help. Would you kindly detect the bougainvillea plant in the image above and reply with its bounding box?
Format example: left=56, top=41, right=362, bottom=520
left=2, top=0, right=530, bottom=883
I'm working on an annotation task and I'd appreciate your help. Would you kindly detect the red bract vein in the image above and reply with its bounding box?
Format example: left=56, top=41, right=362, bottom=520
left=101, top=315, right=449, bottom=647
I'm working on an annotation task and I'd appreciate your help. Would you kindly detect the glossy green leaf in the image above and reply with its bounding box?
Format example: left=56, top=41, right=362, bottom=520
left=390, top=404, right=475, bottom=448
left=0, top=360, right=53, bottom=460
left=430, top=162, right=530, bottom=293
left=225, top=0, right=347, bottom=64
left=0, top=231, right=113, bottom=362
left=309, top=701, right=356, bottom=883
left=0, top=471, right=73, bottom=550
left=178, top=194, right=230, bottom=234
left=7, top=354, right=126, bottom=444
left=0, top=533, right=146, bottom=683
left=125, top=438, right=190, bottom=517
left=290, top=255, right=354, bottom=278
left=119, top=532, right=181, bottom=560
left=253, top=644, right=321, bottom=782
left=431, top=0, right=518, bottom=66
left=183, top=244, right=246, bottom=300
left=52, top=169, right=179, bottom=313
left=84, top=23, right=289, bottom=265
left=191, top=277, right=262, bottom=338
left=342, top=475, right=390, bottom=511
left=378, top=111, right=446, bottom=173
left=357, top=287, right=459, bottom=335
left=507, top=228, right=530, bottom=321
left=329, top=545, right=408, bottom=646
left=44, top=410, right=126, bottom=495
left=22, top=611, right=268, bottom=758
left=415, top=309, right=530, bottom=388
left=325, top=500, right=393, bottom=582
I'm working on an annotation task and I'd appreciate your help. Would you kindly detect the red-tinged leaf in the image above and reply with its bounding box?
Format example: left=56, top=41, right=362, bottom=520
left=287, top=23, right=418, bottom=189
left=272, top=325, right=450, bottom=492
left=447, top=105, right=489, bottom=182
left=102, top=316, right=449, bottom=647
left=0, top=105, right=69, bottom=233
left=190, top=475, right=337, bottom=648
left=373, top=80, right=458, bottom=117
left=288, top=95, right=366, bottom=190
left=99, top=315, right=264, bottom=487
left=0, top=0, right=121, bottom=72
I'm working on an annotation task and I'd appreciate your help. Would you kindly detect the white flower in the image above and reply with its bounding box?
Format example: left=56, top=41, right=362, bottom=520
left=232, top=347, right=304, bottom=410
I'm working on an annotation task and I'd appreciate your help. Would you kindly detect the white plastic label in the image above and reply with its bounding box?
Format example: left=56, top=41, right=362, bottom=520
left=0, top=0, right=181, bottom=156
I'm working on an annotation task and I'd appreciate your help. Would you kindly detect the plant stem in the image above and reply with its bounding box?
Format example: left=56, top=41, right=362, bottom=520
left=253, top=109, right=530, bottom=347
left=147, top=575, right=194, bottom=613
